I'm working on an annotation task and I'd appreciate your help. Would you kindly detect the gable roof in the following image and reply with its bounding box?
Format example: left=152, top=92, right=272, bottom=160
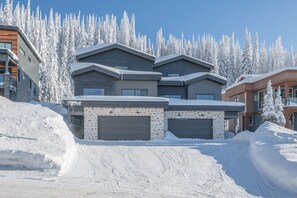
left=154, top=54, right=215, bottom=70
left=158, top=72, right=227, bottom=86
left=76, top=43, right=156, bottom=61
left=71, top=62, right=162, bottom=81
left=0, top=25, right=42, bottom=63
left=226, top=67, right=297, bottom=91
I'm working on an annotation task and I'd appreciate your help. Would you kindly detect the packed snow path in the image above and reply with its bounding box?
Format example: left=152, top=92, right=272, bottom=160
left=0, top=139, right=294, bottom=198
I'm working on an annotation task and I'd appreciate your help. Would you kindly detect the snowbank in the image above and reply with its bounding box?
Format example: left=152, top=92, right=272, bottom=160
left=0, top=97, right=76, bottom=174
left=250, top=122, right=297, bottom=194
left=233, top=131, right=253, bottom=141
left=164, top=131, right=179, bottom=141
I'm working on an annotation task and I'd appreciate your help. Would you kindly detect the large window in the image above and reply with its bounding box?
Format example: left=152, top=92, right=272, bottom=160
left=160, top=94, right=181, bottom=99
left=0, top=42, right=12, bottom=50
left=83, top=88, right=105, bottom=95
left=196, top=94, right=215, bottom=100
left=258, top=90, right=265, bottom=110
left=122, top=89, right=148, bottom=96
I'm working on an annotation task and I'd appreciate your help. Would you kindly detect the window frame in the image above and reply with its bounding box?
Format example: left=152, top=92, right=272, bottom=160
left=83, top=88, right=105, bottom=96
left=196, top=94, right=215, bottom=100
left=114, top=66, right=128, bottom=70
left=159, top=94, right=182, bottom=99
left=249, top=116, right=253, bottom=126
left=167, top=74, right=180, bottom=77
left=0, top=42, right=12, bottom=50
left=122, top=89, right=148, bottom=96
left=258, top=89, right=266, bottom=110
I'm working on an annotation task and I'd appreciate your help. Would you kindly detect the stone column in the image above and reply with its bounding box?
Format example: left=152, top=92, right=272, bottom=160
left=4, top=61, right=10, bottom=99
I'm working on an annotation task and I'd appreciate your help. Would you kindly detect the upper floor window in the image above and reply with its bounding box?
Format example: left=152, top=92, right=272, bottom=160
left=0, top=42, right=12, bottom=50
left=168, top=74, right=179, bottom=77
left=196, top=94, right=215, bottom=100
left=17, top=69, right=21, bottom=82
left=29, top=80, right=32, bottom=90
left=0, top=68, right=12, bottom=75
left=160, top=94, right=181, bottom=99
left=122, top=89, right=148, bottom=96
left=258, top=90, right=265, bottom=110
left=233, top=96, right=239, bottom=102
left=83, top=88, right=105, bottom=95
left=115, top=66, right=128, bottom=70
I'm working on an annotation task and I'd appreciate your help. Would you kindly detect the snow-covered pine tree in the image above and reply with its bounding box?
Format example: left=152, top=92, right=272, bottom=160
left=241, top=28, right=253, bottom=74
left=3, top=0, right=13, bottom=25
left=119, top=11, right=130, bottom=46
left=274, top=86, right=286, bottom=126
left=262, top=80, right=277, bottom=123
left=252, top=32, right=259, bottom=74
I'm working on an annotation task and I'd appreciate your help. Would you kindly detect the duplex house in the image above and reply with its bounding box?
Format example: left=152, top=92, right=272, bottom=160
left=0, top=25, right=41, bottom=102
left=223, top=67, right=297, bottom=131
left=63, top=43, right=244, bottom=140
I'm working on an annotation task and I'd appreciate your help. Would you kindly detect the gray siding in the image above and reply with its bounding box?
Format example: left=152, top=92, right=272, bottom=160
left=114, top=80, right=158, bottom=96
left=16, top=68, right=38, bottom=102
left=158, top=86, right=187, bottom=99
left=73, top=71, right=114, bottom=96
left=18, top=35, right=40, bottom=86
left=187, top=79, right=222, bottom=100
left=73, top=70, right=158, bottom=96
left=153, top=59, right=211, bottom=77
left=251, top=115, right=262, bottom=132
left=78, top=48, right=154, bottom=71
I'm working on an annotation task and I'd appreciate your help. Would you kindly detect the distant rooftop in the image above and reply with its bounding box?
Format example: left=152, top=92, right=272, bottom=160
left=0, top=25, right=42, bottom=62
left=76, top=43, right=156, bottom=61
left=226, top=67, right=297, bottom=91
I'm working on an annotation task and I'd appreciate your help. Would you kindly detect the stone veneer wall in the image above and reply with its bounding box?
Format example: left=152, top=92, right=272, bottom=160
left=84, top=107, right=164, bottom=140
left=164, top=110, right=225, bottom=139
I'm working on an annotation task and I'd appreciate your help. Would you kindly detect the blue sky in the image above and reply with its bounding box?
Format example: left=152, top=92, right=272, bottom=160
left=11, top=0, right=297, bottom=48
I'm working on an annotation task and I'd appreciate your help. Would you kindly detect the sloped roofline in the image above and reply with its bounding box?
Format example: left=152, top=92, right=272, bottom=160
left=0, top=25, right=42, bottom=63
left=159, top=72, right=227, bottom=86
left=154, top=54, right=215, bottom=70
left=76, top=43, right=156, bottom=61
left=71, top=62, right=162, bottom=81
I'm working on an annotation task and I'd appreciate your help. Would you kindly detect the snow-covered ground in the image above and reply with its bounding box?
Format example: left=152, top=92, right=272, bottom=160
left=0, top=97, right=76, bottom=174
left=0, top=97, right=296, bottom=197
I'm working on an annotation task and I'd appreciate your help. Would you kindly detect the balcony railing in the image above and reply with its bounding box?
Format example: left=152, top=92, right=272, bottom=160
left=0, top=73, right=17, bottom=92
left=287, top=98, right=297, bottom=106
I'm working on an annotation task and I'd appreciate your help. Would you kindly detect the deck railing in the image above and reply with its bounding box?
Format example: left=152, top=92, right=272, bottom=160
left=287, top=98, right=297, bottom=106
left=0, top=73, right=17, bottom=92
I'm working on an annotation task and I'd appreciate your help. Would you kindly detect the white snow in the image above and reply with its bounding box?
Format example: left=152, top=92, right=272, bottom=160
left=0, top=99, right=296, bottom=197
left=233, top=130, right=253, bottom=141
left=250, top=122, right=297, bottom=195
left=63, top=95, right=169, bottom=102
left=169, top=98, right=245, bottom=107
left=0, top=96, right=76, bottom=174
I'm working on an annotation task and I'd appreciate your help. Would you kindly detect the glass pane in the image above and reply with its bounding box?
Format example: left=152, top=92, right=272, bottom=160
left=83, top=88, right=104, bottom=95
left=196, top=94, right=215, bottom=100
left=6, top=43, right=12, bottom=50
left=168, top=74, right=179, bottom=77
left=122, top=90, right=134, bottom=96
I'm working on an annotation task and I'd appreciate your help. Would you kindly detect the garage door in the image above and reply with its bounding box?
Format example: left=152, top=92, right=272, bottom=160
left=98, top=116, right=150, bottom=140
left=168, top=119, right=213, bottom=139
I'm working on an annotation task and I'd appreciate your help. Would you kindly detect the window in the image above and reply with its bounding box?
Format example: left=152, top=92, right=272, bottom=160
left=0, top=68, right=12, bottom=75
left=122, top=89, right=148, bottom=96
left=114, top=66, right=128, bottom=70
left=160, top=94, right=181, bottom=99
left=249, top=117, right=253, bottom=126
left=196, top=94, right=215, bottom=100
left=0, top=42, right=12, bottom=50
left=28, top=57, right=31, bottom=62
left=20, top=47, right=26, bottom=56
left=274, top=88, right=285, bottom=98
left=83, top=88, right=105, bottom=95
left=168, top=74, right=179, bottom=77
left=29, top=80, right=32, bottom=90
left=233, top=96, right=239, bottom=102
left=17, top=69, right=21, bottom=82
left=258, top=90, right=265, bottom=110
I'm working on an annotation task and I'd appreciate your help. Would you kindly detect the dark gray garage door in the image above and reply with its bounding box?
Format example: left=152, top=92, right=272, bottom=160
left=98, top=116, right=150, bottom=140
left=168, top=119, right=213, bottom=139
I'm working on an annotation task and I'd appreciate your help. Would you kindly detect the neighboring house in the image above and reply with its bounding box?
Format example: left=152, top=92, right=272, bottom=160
left=0, top=25, right=41, bottom=102
left=223, top=67, right=297, bottom=132
left=63, top=43, right=244, bottom=140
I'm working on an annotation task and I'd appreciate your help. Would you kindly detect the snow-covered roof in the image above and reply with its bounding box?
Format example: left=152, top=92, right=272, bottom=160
left=0, top=25, right=42, bottom=62
left=159, top=72, right=227, bottom=86
left=168, top=99, right=245, bottom=111
left=71, top=62, right=162, bottom=81
left=154, top=54, right=215, bottom=70
left=226, top=67, right=297, bottom=91
left=62, top=96, right=169, bottom=108
left=234, top=74, right=261, bottom=83
left=76, top=43, right=156, bottom=61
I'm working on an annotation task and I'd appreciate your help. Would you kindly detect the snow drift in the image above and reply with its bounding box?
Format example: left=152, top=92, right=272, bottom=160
left=0, top=96, right=76, bottom=174
left=250, top=122, right=297, bottom=194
